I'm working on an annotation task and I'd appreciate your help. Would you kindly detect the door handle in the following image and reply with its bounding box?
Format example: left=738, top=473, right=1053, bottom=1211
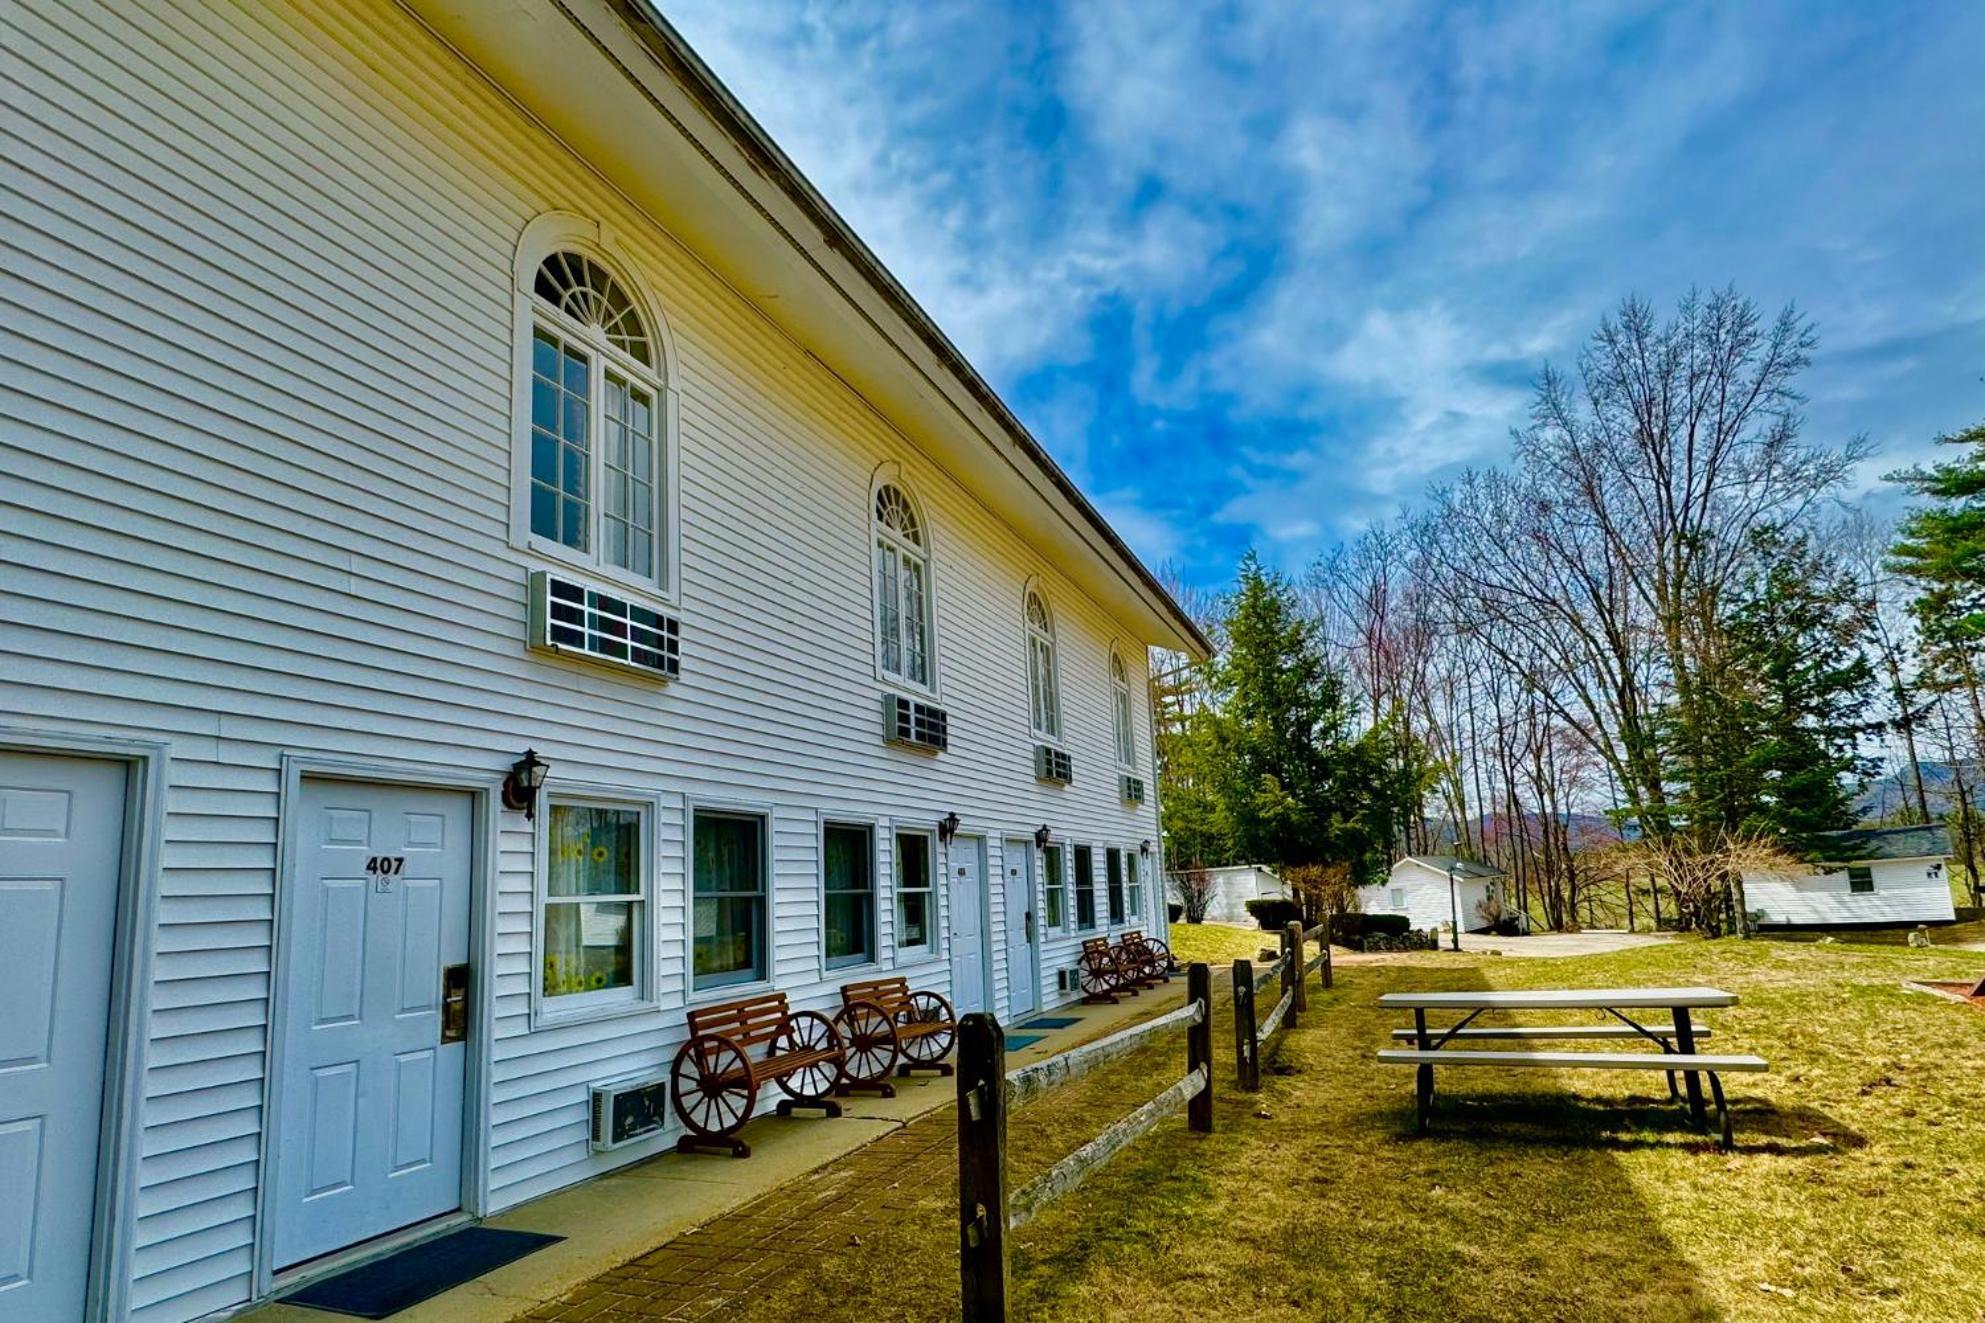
left=441, top=963, right=471, bottom=1044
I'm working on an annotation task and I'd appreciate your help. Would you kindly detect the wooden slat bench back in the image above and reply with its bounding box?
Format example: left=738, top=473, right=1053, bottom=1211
left=687, top=991, right=795, bottom=1056
left=840, top=976, right=951, bottom=1042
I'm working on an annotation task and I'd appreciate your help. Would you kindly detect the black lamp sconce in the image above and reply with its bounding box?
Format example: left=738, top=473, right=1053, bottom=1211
left=1034, top=824, right=1052, bottom=850
left=501, top=748, right=550, bottom=821
left=1139, top=839, right=1154, bottom=857
left=938, top=811, right=961, bottom=844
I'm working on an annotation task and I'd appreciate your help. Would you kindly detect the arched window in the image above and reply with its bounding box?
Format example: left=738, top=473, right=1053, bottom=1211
left=1025, top=590, right=1061, bottom=739
left=873, top=483, right=934, bottom=688
left=1111, top=650, right=1136, bottom=767
left=524, top=247, right=669, bottom=587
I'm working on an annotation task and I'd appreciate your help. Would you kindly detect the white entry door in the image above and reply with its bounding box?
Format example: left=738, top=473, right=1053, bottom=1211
left=273, top=781, right=473, bottom=1269
left=1002, top=840, right=1038, bottom=1021
left=947, top=836, right=988, bottom=1014
left=0, top=753, right=127, bottom=1320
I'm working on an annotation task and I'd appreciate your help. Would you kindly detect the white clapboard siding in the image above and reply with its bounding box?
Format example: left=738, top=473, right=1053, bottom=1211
left=0, top=0, right=1170, bottom=1316
left=1746, top=859, right=1957, bottom=927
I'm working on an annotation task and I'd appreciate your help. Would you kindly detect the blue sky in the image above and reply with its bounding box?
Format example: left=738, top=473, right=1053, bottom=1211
left=664, top=1, right=1985, bottom=591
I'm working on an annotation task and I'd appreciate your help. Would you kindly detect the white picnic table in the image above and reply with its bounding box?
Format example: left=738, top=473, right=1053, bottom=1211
left=1375, top=985, right=1767, bottom=1148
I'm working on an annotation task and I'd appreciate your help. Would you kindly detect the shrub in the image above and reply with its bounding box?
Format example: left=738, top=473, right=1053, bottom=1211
left=1360, top=928, right=1438, bottom=953
left=1329, top=911, right=1411, bottom=944
left=1168, top=903, right=1185, bottom=924
left=1244, top=898, right=1304, bottom=930
left=1490, top=916, right=1524, bottom=937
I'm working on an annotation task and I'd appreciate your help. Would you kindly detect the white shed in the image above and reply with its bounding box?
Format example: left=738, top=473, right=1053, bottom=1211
left=1357, top=856, right=1508, bottom=934
left=1179, top=864, right=1288, bottom=925
left=1744, top=826, right=1957, bottom=928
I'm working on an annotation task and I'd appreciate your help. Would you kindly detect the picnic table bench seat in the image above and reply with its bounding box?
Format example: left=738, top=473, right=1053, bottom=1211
left=670, top=990, right=846, bottom=1158
left=831, top=976, right=956, bottom=1094
left=1378, top=986, right=1767, bottom=1149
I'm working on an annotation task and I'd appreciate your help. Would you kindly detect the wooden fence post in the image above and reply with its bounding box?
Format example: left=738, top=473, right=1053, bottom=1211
left=957, top=1013, right=1008, bottom=1321
left=1322, top=918, right=1334, bottom=989
left=1231, top=960, right=1259, bottom=1091
left=1285, top=921, right=1306, bottom=1016
left=1186, top=962, right=1213, bottom=1132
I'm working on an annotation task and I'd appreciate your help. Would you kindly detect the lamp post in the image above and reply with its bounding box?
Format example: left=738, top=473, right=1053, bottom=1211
left=1445, top=860, right=1462, bottom=952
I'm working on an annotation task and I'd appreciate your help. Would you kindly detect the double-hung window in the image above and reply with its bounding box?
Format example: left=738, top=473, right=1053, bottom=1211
left=1847, top=865, right=1874, bottom=894
left=540, top=800, right=648, bottom=1014
left=1074, top=845, right=1096, bottom=930
left=874, top=484, right=935, bottom=690
left=693, top=808, right=768, bottom=989
left=1043, top=843, right=1067, bottom=931
left=823, top=822, right=876, bottom=970
left=1111, top=651, right=1136, bottom=768
left=1106, top=848, right=1126, bottom=925
left=895, top=829, right=935, bottom=956
left=524, top=250, right=671, bottom=593
left=1025, top=590, right=1061, bottom=740
left=1127, top=853, right=1142, bottom=919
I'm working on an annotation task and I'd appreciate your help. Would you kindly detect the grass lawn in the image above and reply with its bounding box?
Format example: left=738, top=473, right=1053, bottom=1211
left=737, top=939, right=1985, bottom=1322
left=1165, top=919, right=1282, bottom=967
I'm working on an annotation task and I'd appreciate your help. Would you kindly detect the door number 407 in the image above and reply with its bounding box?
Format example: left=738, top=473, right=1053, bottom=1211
left=366, top=855, right=407, bottom=891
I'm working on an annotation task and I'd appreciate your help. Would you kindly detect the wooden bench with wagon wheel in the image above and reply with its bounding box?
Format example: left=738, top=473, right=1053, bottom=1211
left=1077, top=935, right=1139, bottom=1004
left=1114, top=929, right=1175, bottom=987
left=831, top=976, right=957, bottom=1095
left=670, top=990, right=845, bottom=1158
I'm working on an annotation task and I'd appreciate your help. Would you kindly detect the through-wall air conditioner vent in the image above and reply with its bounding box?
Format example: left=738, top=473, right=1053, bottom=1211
left=1035, top=745, right=1073, bottom=785
left=883, top=693, right=949, bottom=752
left=528, top=570, right=680, bottom=680
left=1120, top=775, right=1146, bottom=805
left=589, top=1072, right=669, bottom=1151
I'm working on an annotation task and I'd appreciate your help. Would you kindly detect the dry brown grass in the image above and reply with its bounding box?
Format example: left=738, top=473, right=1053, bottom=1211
left=735, top=939, right=1985, bottom=1322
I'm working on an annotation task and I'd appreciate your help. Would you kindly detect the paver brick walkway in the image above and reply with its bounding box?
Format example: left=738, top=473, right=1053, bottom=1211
left=519, top=1106, right=957, bottom=1321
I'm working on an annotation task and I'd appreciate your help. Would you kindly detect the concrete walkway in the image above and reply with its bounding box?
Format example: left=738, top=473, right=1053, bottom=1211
left=245, top=982, right=1187, bottom=1322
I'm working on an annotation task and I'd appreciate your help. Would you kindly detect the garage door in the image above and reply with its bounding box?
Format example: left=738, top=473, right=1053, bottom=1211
left=0, top=753, right=128, bottom=1320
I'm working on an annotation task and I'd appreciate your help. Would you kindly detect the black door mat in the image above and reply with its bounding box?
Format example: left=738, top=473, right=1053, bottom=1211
left=1019, top=1015, right=1080, bottom=1029
left=282, top=1227, right=563, bottom=1318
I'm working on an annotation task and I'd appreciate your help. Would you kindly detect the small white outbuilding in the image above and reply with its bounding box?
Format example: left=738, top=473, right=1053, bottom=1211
left=1180, top=864, right=1289, bottom=924
left=1743, top=826, right=1956, bottom=928
left=1357, top=856, right=1509, bottom=934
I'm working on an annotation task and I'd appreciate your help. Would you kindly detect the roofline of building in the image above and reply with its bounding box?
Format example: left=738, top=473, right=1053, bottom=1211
left=610, top=2, right=1214, bottom=660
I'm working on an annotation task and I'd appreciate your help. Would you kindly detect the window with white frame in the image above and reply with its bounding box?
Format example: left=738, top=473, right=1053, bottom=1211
left=1026, top=590, right=1062, bottom=740
left=692, top=808, right=768, bottom=989
left=895, top=828, right=935, bottom=955
left=1106, top=847, right=1126, bottom=924
left=1847, top=865, right=1874, bottom=894
left=823, top=821, right=876, bottom=970
left=540, top=800, right=648, bottom=1011
left=1111, top=650, right=1136, bottom=768
left=874, top=484, right=935, bottom=690
left=1390, top=888, right=1406, bottom=910
left=524, top=249, right=670, bottom=590
left=1127, top=852, right=1143, bottom=918
left=1043, top=843, right=1067, bottom=931
left=1074, top=845, right=1096, bottom=929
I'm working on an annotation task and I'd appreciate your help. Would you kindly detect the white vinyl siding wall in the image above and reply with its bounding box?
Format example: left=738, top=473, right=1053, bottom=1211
left=0, top=1, right=1162, bottom=1318
left=1745, top=858, right=1957, bottom=927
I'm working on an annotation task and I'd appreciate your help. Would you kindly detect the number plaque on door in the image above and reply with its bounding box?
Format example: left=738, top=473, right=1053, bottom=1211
left=440, top=963, right=471, bottom=1043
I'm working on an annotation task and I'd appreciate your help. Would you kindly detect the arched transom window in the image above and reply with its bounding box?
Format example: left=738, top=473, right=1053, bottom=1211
left=873, top=483, right=934, bottom=688
left=1111, top=650, right=1136, bottom=767
left=1025, top=590, right=1061, bottom=739
left=527, top=250, right=666, bottom=585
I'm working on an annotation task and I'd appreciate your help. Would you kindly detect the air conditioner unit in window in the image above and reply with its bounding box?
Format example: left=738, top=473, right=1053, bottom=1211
left=883, top=693, right=949, bottom=752
left=527, top=570, right=680, bottom=680
left=1120, top=774, right=1146, bottom=804
left=1035, top=745, right=1073, bottom=785
left=589, top=1072, right=670, bottom=1152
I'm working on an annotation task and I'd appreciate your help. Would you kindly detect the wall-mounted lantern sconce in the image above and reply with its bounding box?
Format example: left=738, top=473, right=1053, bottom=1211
left=1034, top=824, right=1052, bottom=850
left=938, top=811, right=961, bottom=844
left=1139, top=839, right=1153, bottom=858
left=1928, top=862, right=1944, bottom=880
left=501, top=748, right=550, bottom=821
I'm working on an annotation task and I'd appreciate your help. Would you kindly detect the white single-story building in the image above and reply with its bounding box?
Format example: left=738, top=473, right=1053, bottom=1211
left=0, top=4, right=1210, bottom=1318
left=1177, top=864, right=1288, bottom=925
left=1358, top=856, right=1509, bottom=934
left=1744, top=826, right=1956, bottom=928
